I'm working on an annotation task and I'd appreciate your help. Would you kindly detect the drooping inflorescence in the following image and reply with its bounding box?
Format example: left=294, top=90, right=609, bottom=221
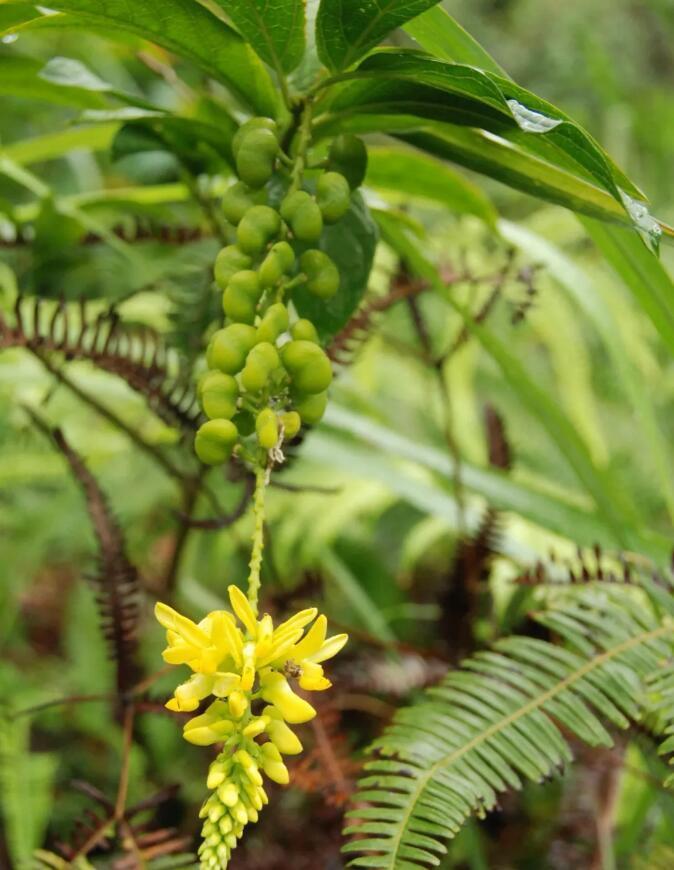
left=156, top=586, right=348, bottom=866
left=193, top=115, right=368, bottom=469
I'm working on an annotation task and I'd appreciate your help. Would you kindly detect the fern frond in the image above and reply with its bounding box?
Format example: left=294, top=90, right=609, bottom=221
left=344, top=588, right=674, bottom=868
left=1, top=294, right=200, bottom=429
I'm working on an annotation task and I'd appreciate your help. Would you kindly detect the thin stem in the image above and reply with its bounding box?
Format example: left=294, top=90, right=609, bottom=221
left=114, top=703, right=136, bottom=820
left=288, top=98, right=314, bottom=195
left=247, top=466, right=267, bottom=613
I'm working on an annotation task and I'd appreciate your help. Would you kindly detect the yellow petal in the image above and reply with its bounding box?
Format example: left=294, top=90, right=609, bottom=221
left=212, top=672, right=241, bottom=697
left=209, top=611, right=244, bottom=664
left=161, top=645, right=196, bottom=666
left=228, top=585, right=258, bottom=636
left=240, top=641, right=257, bottom=692
left=289, top=615, right=327, bottom=662
left=263, top=705, right=303, bottom=755
left=258, top=628, right=304, bottom=667
left=218, top=782, right=239, bottom=807
left=273, top=608, right=318, bottom=639
left=228, top=690, right=248, bottom=719
left=243, top=716, right=269, bottom=738
left=166, top=696, right=198, bottom=713
left=310, top=633, right=349, bottom=664
left=259, top=670, right=316, bottom=724
left=154, top=602, right=211, bottom=648
left=174, top=673, right=214, bottom=707
left=299, top=672, right=332, bottom=691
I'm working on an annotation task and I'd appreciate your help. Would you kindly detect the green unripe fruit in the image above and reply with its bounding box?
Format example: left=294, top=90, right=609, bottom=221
left=300, top=249, right=339, bottom=299
left=316, top=171, right=351, bottom=223
left=214, top=246, right=252, bottom=289
left=232, top=117, right=277, bottom=160
left=280, top=340, right=332, bottom=394
left=240, top=341, right=281, bottom=393
left=199, top=371, right=239, bottom=420
left=232, top=410, right=255, bottom=436
left=294, top=391, right=328, bottom=426
left=327, top=134, right=368, bottom=189
left=256, top=302, right=289, bottom=344
left=280, top=410, right=301, bottom=440
left=236, top=128, right=279, bottom=189
left=291, top=318, right=319, bottom=343
left=237, top=205, right=281, bottom=255
left=256, top=408, right=279, bottom=449
left=280, top=190, right=323, bottom=242
left=207, top=324, right=257, bottom=374
left=195, top=419, right=238, bottom=465
left=221, top=181, right=264, bottom=226
left=222, top=270, right=261, bottom=324
left=259, top=241, right=295, bottom=288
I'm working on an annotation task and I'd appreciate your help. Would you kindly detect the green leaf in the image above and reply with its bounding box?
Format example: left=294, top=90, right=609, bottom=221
left=292, top=190, right=378, bottom=341
left=366, top=144, right=497, bottom=226
left=0, top=2, right=44, bottom=34
left=374, top=209, right=640, bottom=548
left=210, top=0, right=305, bottom=74
left=581, top=218, right=674, bottom=358
left=403, top=5, right=507, bottom=76
left=0, top=124, right=119, bottom=165
left=324, top=52, right=639, bottom=204
left=12, top=0, right=279, bottom=116
left=315, top=0, right=441, bottom=72
left=0, top=54, right=107, bottom=108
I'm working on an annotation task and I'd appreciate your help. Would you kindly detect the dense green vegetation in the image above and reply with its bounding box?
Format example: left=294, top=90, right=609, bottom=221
left=1, top=1, right=673, bottom=868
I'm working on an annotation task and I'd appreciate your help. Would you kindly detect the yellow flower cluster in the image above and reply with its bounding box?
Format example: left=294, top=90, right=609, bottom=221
left=155, top=586, right=347, bottom=868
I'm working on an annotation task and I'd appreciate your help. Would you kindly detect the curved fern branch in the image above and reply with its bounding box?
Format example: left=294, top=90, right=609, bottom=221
left=344, top=588, right=674, bottom=868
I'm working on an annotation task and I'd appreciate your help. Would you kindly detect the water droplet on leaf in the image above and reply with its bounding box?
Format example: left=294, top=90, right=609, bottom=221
left=507, top=99, right=563, bottom=133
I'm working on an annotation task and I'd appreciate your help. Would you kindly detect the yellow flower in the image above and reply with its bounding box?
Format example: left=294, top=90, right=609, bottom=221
left=155, top=587, right=347, bottom=869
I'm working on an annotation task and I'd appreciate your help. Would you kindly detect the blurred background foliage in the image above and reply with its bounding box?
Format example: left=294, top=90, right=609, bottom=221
left=0, top=1, right=673, bottom=868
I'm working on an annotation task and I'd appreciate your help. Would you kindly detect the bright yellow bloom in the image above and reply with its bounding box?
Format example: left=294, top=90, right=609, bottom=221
left=155, top=587, right=347, bottom=869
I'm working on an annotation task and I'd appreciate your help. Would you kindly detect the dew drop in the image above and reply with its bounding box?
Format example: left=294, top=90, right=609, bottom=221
left=620, top=189, right=663, bottom=254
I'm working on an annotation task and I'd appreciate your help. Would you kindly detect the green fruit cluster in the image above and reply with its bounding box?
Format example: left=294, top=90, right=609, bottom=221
left=194, top=120, right=368, bottom=467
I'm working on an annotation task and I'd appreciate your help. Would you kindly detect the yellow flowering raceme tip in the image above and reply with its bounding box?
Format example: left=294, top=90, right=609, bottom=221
left=155, top=587, right=347, bottom=869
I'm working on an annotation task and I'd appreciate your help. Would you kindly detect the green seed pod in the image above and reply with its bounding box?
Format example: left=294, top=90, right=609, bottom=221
left=299, top=249, right=339, bottom=299
left=221, top=181, right=264, bottom=226
left=195, top=419, right=238, bottom=465
left=222, top=270, right=262, bottom=324
left=214, top=245, right=252, bottom=289
left=256, top=302, right=289, bottom=344
left=327, top=134, right=368, bottom=190
left=231, top=409, right=255, bottom=436
left=290, top=318, right=319, bottom=343
left=316, top=171, right=351, bottom=223
left=237, top=205, right=281, bottom=255
left=258, top=241, right=295, bottom=288
left=199, top=371, right=239, bottom=420
left=280, top=340, right=332, bottom=394
left=236, top=128, right=279, bottom=189
left=206, top=324, right=257, bottom=374
left=279, top=410, right=301, bottom=440
left=232, top=117, right=278, bottom=160
left=240, top=341, right=281, bottom=393
left=279, top=190, right=323, bottom=242
left=256, top=408, right=279, bottom=449
left=293, top=391, right=328, bottom=426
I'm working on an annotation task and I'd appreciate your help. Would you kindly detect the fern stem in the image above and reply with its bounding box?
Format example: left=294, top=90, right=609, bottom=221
left=247, top=467, right=267, bottom=614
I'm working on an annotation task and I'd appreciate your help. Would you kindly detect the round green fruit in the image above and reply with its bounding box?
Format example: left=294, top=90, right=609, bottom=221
left=199, top=371, right=239, bottom=420
left=300, top=249, right=339, bottom=299
left=279, top=410, right=301, bottom=440
left=280, top=190, right=323, bottom=242
left=232, top=117, right=278, bottom=160
left=235, top=128, right=279, bottom=189
left=259, top=241, right=295, bottom=287
left=214, top=246, right=252, bottom=289
left=316, top=171, right=350, bottom=223
left=280, top=340, right=332, bottom=394
left=221, top=181, right=263, bottom=226
left=240, top=341, right=281, bottom=392
left=294, top=391, right=328, bottom=426
left=327, top=134, right=367, bottom=190
left=256, top=408, right=279, bottom=449
left=237, top=205, right=281, bottom=255
left=256, top=302, right=289, bottom=344
left=206, top=324, right=257, bottom=374
left=195, top=419, right=238, bottom=465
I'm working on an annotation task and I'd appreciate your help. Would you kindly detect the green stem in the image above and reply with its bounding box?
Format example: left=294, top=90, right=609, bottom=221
left=247, top=466, right=267, bottom=613
left=288, top=98, right=314, bottom=195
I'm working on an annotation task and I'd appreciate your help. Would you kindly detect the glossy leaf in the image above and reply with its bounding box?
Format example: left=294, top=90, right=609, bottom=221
left=13, top=0, right=279, bottom=116
left=210, top=0, right=305, bottom=74
left=403, top=5, right=507, bottom=76
left=0, top=124, right=119, bottom=165
left=0, top=54, right=107, bottom=108
left=366, top=144, right=497, bottom=225
left=315, top=0, right=441, bottom=71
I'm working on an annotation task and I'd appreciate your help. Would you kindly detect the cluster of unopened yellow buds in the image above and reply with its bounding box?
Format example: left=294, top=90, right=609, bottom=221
left=155, top=585, right=347, bottom=867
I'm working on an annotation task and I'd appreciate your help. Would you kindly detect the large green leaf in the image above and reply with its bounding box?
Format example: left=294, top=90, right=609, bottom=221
left=0, top=2, right=43, bottom=34
left=374, top=210, right=641, bottom=549
left=403, top=5, right=507, bottom=76
left=210, top=0, right=305, bottom=74
left=366, top=144, right=497, bottom=226
left=292, top=190, right=378, bottom=341
left=2, top=0, right=279, bottom=116
left=315, top=0, right=440, bottom=72
left=323, top=52, right=640, bottom=203
left=0, top=124, right=119, bottom=166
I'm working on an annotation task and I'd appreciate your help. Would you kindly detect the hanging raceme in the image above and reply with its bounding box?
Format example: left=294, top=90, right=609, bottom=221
left=155, top=103, right=367, bottom=867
